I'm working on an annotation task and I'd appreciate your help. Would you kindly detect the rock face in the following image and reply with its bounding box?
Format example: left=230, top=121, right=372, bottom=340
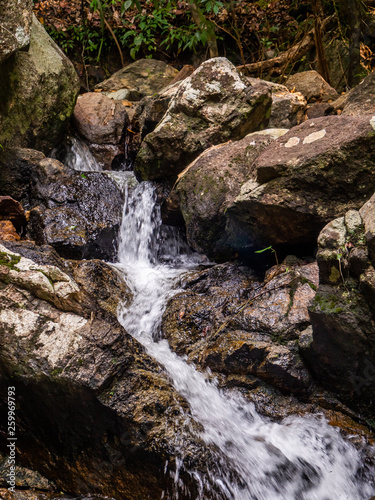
left=0, top=15, right=80, bottom=153
left=27, top=158, right=123, bottom=260
left=95, top=58, right=178, bottom=95
left=285, top=70, right=338, bottom=103
left=306, top=197, right=375, bottom=417
left=341, top=70, right=375, bottom=116
left=174, top=129, right=288, bottom=260
left=226, top=114, right=375, bottom=253
left=0, top=0, right=33, bottom=63
left=0, top=242, right=217, bottom=499
left=162, top=260, right=316, bottom=397
left=134, top=57, right=272, bottom=183
left=72, top=92, right=128, bottom=169
left=0, top=148, right=45, bottom=205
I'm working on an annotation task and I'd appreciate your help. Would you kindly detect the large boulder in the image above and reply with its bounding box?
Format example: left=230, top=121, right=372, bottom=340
left=0, top=242, right=215, bottom=499
left=134, top=57, right=272, bottom=184
left=0, top=0, right=33, bottom=63
left=226, top=114, right=375, bottom=253
left=0, top=15, right=80, bottom=153
left=95, top=58, right=178, bottom=95
left=173, top=129, right=288, bottom=260
left=285, top=70, right=338, bottom=103
left=27, top=158, right=123, bottom=260
left=162, top=260, right=317, bottom=397
left=72, top=92, right=128, bottom=169
left=305, top=197, right=375, bottom=417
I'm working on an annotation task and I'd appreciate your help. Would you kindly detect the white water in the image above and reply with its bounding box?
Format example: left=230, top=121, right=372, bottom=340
left=115, top=181, right=375, bottom=500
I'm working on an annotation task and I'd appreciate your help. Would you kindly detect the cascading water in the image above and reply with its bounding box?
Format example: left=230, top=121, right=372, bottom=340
left=115, top=180, right=375, bottom=500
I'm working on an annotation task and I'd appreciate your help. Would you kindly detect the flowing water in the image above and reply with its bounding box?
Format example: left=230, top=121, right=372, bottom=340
left=114, top=180, right=375, bottom=500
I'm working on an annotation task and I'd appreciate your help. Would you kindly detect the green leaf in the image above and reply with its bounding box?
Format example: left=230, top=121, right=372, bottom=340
left=255, top=246, right=273, bottom=254
left=124, top=0, right=132, bottom=9
left=80, top=173, right=87, bottom=179
left=130, top=47, right=137, bottom=59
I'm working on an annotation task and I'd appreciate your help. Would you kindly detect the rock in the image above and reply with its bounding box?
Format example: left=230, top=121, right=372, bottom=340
left=0, top=196, right=26, bottom=232
left=306, top=102, right=334, bottom=119
left=26, top=158, right=123, bottom=260
left=306, top=199, right=375, bottom=416
left=341, top=70, right=375, bottom=116
left=162, top=261, right=317, bottom=396
left=134, top=57, right=272, bottom=183
left=173, top=129, right=288, bottom=260
left=0, top=149, right=45, bottom=206
left=72, top=92, right=128, bottom=169
left=0, top=15, right=80, bottom=153
left=0, top=244, right=218, bottom=499
left=0, top=452, right=55, bottom=492
left=95, top=58, right=178, bottom=95
left=0, top=221, right=20, bottom=241
left=0, top=0, right=33, bottom=63
left=246, top=78, right=307, bottom=129
left=285, top=70, right=338, bottom=103
left=169, top=64, right=195, bottom=85
left=226, top=115, right=375, bottom=252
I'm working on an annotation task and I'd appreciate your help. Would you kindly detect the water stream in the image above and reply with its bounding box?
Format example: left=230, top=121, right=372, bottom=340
left=113, top=181, right=375, bottom=499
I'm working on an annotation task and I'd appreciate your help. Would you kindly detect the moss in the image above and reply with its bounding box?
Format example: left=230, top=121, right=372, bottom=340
left=312, top=292, right=344, bottom=314
left=50, top=367, right=63, bottom=377
left=329, top=266, right=341, bottom=283
left=300, top=277, right=317, bottom=291
left=0, top=251, right=21, bottom=270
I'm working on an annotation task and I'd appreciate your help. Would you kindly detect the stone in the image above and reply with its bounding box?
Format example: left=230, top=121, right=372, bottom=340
left=0, top=221, right=20, bottom=241
left=0, top=244, right=217, bottom=499
left=0, top=0, right=33, bottom=64
left=306, top=199, right=375, bottom=416
left=162, top=261, right=317, bottom=396
left=0, top=196, right=26, bottom=232
left=306, top=102, right=334, bottom=119
left=72, top=92, right=128, bottom=169
left=26, top=158, right=123, bottom=260
left=226, top=115, right=375, bottom=252
left=342, top=70, right=375, bottom=116
left=285, top=70, right=339, bottom=103
left=95, top=58, right=178, bottom=95
left=0, top=148, right=45, bottom=205
left=0, top=15, right=80, bottom=154
left=173, top=129, right=288, bottom=260
left=268, top=89, right=307, bottom=128
left=134, top=57, right=272, bottom=184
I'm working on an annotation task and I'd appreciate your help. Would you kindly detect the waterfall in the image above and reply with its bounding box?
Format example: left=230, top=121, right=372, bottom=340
left=115, top=181, right=375, bottom=500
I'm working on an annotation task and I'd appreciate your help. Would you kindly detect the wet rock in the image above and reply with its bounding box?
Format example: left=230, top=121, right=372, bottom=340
left=0, top=149, right=45, bottom=206
left=0, top=0, right=33, bottom=63
left=306, top=198, right=375, bottom=416
left=162, top=261, right=317, bottom=396
left=173, top=129, right=288, bottom=260
left=226, top=115, right=375, bottom=252
left=285, top=70, right=338, bottom=103
left=0, top=452, right=55, bottom=491
left=342, top=70, right=375, bottom=116
left=134, top=57, right=272, bottom=184
left=0, top=15, right=80, bottom=153
left=27, top=158, right=123, bottom=260
left=0, top=244, right=218, bottom=499
left=95, top=58, right=178, bottom=95
left=0, top=196, right=26, bottom=232
left=72, top=92, right=128, bottom=170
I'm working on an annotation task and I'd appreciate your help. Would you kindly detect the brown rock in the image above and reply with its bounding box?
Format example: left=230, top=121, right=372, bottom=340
left=0, top=221, right=20, bottom=241
left=0, top=196, right=26, bottom=231
left=285, top=70, right=338, bottom=102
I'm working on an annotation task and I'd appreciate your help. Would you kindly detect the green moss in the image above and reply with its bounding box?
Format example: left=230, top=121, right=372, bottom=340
left=0, top=252, right=21, bottom=270
left=329, top=266, right=341, bottom=283
left=312, top=292, right=344, bottom=314
left=50, top=367, right=63, bottom=377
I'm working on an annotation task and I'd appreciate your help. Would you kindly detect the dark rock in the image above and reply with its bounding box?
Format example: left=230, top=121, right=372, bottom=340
left=134, top=57, right=272, bottom=184
left=162, top=261, right=317, bottom=396
left=306, top=102, right=334, bottom=119
left=0, top=148, right=45, bottom=206
left=27, top=158, right=123, bottom=260
left=0, top=16, right=80, bottom=154
left=0, top=196, right=26, bottom=232
left=226, top=115, right=375, bottom=252
left=285, top=70, right=338, bottom=103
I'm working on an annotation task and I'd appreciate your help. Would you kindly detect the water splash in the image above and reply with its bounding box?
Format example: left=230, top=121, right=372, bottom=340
left=115, top=181, right=375, bottom=500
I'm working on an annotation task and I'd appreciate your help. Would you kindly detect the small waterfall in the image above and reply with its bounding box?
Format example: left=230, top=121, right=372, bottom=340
left=53, top=135, right=102, bottom=171
left=115, top=181, right=375, bottom=499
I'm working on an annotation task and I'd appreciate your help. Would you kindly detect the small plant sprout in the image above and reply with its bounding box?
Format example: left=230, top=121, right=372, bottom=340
left=255, top=245, right=279, bottom=265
